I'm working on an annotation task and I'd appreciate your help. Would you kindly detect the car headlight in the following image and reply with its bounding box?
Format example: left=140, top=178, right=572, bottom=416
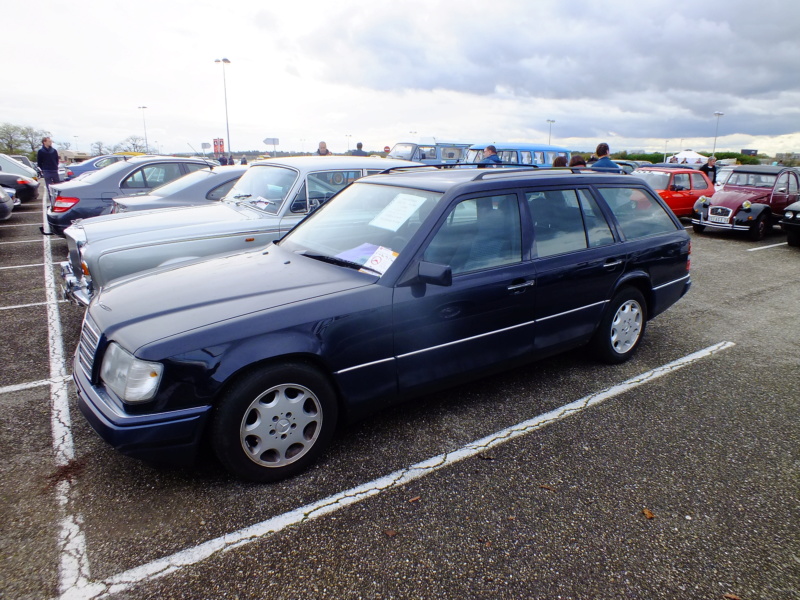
left=742, top=201, right=752, bottom=210
left=785, top=211, right=794, bottom=219
left=100, top=342, right=163, bottom=403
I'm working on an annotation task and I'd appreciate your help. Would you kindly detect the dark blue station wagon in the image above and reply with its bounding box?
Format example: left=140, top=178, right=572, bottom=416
left=75, top=168, right=692, bottom=482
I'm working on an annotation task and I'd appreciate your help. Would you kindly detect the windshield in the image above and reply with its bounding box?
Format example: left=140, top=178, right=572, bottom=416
left=146, top=168, right=215, bottom=197
left=224, top=165, right=299, bottom=214
left=633, top=170, right=671, bottom=191
left=726, top=172, right=777, bottom=188
left=388, top=144, right=415, bottom=160
left=79, top=159, right=135, bottom=183
left=280, top=182, right=442, bottom=275
left=716, top=168, right=733, bottom=186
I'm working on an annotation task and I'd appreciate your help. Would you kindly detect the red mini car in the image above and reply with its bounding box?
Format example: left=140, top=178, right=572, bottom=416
left=633, top=167, right=714, bottom=217
left=692, top=165, right=800, bottom=240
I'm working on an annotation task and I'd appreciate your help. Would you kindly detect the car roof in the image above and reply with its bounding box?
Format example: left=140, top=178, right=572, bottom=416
left=730, top=165, right=791, bottom=174
left=361, top=166, right=633, bottom=193
left=249, top=156, right=419, bottom=169
left=636, top=166, right=697, bottom=173
left=126, top=154, right=214, bottom=164
left=468, top=142, right=571, bottom=152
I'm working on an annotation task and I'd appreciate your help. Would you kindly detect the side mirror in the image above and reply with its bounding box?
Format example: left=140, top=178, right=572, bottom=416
left=777, top=187, right=787, bottom=193
left=417, top=261, right=452, bottom=286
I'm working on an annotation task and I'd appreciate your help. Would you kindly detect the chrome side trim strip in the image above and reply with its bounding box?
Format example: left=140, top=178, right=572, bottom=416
left=537, top=300, right=608, bottom=322
left=336, top=356, right=395, bottom=375
left=653, top=273, right=691, bottom=291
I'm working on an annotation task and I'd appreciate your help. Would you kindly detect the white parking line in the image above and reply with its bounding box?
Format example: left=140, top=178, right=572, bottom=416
left=0, top=239, right=44, bottom=245
left=747, top=241, right=788, bottom=252
left=0, top=300, right=68, bottom=311
left=0, top=263, right=45, bottom=270
left=0, top=376, right=71, bottom=396
left=59, top=341, right=735, bottom=600
left=0, top=222, right=43, bottom=228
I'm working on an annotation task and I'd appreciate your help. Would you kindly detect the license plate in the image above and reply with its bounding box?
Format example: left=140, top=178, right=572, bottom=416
left=709, top=215, right=729, bottom=224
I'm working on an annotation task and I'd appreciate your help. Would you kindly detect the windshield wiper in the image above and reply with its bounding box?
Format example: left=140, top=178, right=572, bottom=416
left=231, top=193, right=252, bottom=200
left=300, top=252, right=382, bottom=275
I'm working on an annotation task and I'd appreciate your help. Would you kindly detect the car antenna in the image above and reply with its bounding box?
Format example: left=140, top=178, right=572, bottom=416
left=187, top=143, right=217, bottom=169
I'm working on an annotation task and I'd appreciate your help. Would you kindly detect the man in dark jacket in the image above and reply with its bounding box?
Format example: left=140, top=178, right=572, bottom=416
left=37, top=137, right=60, bottom=187
left=699, top=156, right=718, bottom=183
left=350, top=142, right=368, bottom=156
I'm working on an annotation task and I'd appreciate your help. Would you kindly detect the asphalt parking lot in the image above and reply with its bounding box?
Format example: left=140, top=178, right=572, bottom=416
left=1, top=193, right=798, bottom=600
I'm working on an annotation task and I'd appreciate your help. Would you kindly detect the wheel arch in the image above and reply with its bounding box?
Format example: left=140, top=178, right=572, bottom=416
left=611, top=274, right=653, bottom=321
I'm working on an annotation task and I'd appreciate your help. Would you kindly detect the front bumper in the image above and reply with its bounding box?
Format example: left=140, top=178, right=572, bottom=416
left=691, top=213, right=750, bottom=232
left=60, top=260, right=92, bottom=306
left=73, top=349, right=212, bottom=465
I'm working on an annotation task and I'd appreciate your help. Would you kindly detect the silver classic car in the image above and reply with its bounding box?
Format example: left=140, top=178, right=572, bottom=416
left=60, top=156, right=418, bottom=306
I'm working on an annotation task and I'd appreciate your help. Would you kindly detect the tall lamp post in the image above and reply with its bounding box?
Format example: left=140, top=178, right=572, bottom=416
left=546, top=119, right=555, bottom=144
left=215, top=58, right=231, bottom=155
left=345, top=134, right=352, bottom=151
left=712, top=111, right=724, bottom=156
left=137, top=106, right=149, bottom=153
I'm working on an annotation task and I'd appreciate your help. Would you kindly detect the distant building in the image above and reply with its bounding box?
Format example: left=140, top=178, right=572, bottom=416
left=740, top=149, right=758, bottom=156
left=776, top=152, right=800, bottom=160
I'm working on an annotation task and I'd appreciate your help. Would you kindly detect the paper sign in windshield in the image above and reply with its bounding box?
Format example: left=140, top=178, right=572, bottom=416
left=360, top=245, right=398, bottom=275
left=369, top=193, right=427, bottom=232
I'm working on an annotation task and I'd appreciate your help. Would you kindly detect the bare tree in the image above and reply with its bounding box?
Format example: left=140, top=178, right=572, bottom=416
left=117, top=135, right=146, bottom=153
left=57, top=141, right=72, bottom=151
left=90, top=141, right=108, bottom=155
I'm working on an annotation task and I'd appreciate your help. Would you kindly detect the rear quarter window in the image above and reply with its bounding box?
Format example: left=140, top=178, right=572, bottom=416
left=597, top=187, right=678, bottom=240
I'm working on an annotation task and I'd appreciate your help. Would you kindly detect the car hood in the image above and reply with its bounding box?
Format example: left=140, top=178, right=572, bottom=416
left=710, top=187, right=769, bottom=207
left=68, top=202, right=257, bottom=243
left=89, top=244, right=375, bottom=353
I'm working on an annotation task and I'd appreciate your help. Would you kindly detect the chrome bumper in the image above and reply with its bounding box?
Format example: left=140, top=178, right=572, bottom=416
left=691, top=216, right=750, bottom=231
left=60, top=260, right=92, bottom=306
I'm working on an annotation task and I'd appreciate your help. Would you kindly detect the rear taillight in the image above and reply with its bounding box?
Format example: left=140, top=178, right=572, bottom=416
left=52, top=196, right=80, bottom=213
left=686, top=240, right=692, bottom=271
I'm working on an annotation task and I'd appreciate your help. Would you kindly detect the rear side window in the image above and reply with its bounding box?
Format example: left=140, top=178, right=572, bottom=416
left=597, top=187, right=678, bottom=240
left=207, top=178, right=238, bottom=201
left=527, top=189, right=614, bottom=258
left=184, top=163, right=206, bottom=174
left=673, top=173, right=690, bottom=190
left=122, top=163, right=183, bottom=189
left=690, top=173, right=707, bottom=189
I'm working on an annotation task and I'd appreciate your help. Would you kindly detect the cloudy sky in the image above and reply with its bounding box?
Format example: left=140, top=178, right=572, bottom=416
left=5, top=0, right=799, bottom=157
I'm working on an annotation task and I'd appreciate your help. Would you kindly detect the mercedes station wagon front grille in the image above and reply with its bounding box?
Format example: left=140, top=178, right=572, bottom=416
left=77, top=316, right=101, bottom=380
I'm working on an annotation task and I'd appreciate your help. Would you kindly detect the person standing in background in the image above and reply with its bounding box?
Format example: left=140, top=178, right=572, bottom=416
left=351, top=142, right=367, bottom=156
left=700, top=156, right=718, bottom=183
left=37, top=137, right=59, bottom=189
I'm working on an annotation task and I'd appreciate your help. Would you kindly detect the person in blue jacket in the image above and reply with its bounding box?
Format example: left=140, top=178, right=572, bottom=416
left=591, top=142, right=617, bottom=171
left=479, top=145, right=502, bottom=165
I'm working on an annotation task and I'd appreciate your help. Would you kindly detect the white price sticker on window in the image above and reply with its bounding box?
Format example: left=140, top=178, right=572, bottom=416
left=369, top=193, right=427, bottom=232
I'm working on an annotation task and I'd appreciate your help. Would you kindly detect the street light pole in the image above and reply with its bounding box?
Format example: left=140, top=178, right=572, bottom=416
left=546, top=119, right=555, bottom=145
left=215, top=58, right=231, bottom=155
left=712, top=111, right=724, bottom=156
left=345, top=134, right=352, bottom=151
left=137, top=106, right=148, bottom=153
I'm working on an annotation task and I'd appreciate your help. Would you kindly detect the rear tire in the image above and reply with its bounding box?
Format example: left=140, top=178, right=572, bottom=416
left=211, top=362, right=338, bottom=482
left=591, top=287, right=647, bottom=364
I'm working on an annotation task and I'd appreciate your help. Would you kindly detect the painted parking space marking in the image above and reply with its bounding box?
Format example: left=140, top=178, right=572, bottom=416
left=747, top=241, right=788, bottom=251
left=0, top=262, right=45, bottom=270
left=0, top=300, right=68, bottom=311
left=0, top=238, right=44, bottom=245
left=0, top=222, right=44, bottom=228
left=0, top=376, right=71, bottom=396
left=54, top=341, right=734, bottom=599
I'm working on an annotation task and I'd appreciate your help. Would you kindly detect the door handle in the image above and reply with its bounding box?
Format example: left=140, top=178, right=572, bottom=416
left=507, top=280, right=536, bottom=291
left=603, top=259, right=623, bottom=269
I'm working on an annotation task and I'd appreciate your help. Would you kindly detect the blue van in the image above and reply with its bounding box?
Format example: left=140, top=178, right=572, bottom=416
left=466, top=143, right=571, bottom=167
left=388, top=142, right=473, bottom=164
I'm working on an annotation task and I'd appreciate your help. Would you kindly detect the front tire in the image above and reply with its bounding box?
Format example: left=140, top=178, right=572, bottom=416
left=786, top=230, right=800, bottom=247
left=591, top=287, right=647, bottom=364
left=749, top=214, right=769, bottom=241
left=211, top=362, right=338, bottom=482
left=692, top=223, right=705, bottom=233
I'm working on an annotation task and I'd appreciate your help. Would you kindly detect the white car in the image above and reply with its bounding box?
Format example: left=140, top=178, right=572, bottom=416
left=60, top=156, right=419, bottom=306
